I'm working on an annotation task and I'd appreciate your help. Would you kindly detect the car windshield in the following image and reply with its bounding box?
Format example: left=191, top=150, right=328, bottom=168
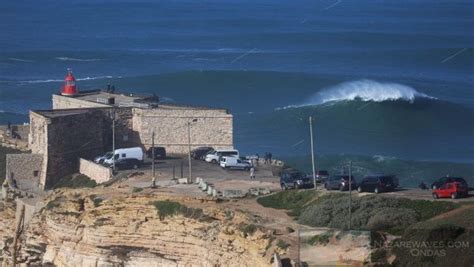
left=105, top=152, right=113, bottom=159
left=340, top=175, right=354, bottom=181
left=289, top=172, right=305, bottom=179
left=452, top=177, right=466, bottom=184
left=380, top=176, right=394, bottom=183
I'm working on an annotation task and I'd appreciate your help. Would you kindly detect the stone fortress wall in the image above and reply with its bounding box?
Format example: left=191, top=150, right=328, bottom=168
left=53, top=94, right=234, bottom=155
left=4, top=92, right=234, bottom=191
left=132, top=106, right=233, bottom=154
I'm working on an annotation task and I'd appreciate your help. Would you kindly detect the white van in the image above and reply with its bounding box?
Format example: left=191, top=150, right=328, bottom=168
left=205, top=149, right=239, bottom=163
left=103, top=147, right=144, bottom=166
left=220, top=156, right=251, bottom=170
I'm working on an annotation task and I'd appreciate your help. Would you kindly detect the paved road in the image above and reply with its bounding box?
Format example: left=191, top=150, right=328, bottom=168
left=319, top=186, right=474, bottom=202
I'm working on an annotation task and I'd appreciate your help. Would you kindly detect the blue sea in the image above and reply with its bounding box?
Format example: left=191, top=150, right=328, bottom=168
left=1, top=0, right=473, bottom=186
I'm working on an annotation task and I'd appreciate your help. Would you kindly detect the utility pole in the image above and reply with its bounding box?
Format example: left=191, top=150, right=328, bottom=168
left=309, top=116, right=316, bottom=189
left=187, top=121, right=192, bottom=184
left=349, top=160, right=352, bottom=230
left=187, top=119, right=198, bottom=184
left=151, top=131, right=156, bottom=188
left=112, top=109, right=116, bottom=172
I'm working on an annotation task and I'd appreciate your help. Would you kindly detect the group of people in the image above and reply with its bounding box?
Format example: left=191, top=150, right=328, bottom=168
left=263, top=152, right=273, bottom=164
left=249, top=151, right=273, bottom=180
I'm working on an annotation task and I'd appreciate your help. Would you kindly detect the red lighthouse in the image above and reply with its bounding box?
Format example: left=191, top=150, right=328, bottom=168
left=61, top=68, right=78, bottom=96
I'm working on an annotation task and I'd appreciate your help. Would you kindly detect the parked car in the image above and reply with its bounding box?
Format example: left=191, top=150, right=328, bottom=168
left=205, top=149, right=239, bottom=163
left=432, top=182, right=468, bottom=199
left=146, top=147, right=166, bottom=159
left=315, top=170, right=329, bottom=183
left=280, top=169, right=314, bottom=190
left=431, top=176, right=468, bottom=190
left=357, top=175, right=398, bottom=194
left=220, top=156, right=251, bottom=170
left=191, top=147, right=214, bottom=160
left=324, top=175, right=356, bottom=191
left=103, top=147, right=144, bottom=166
left=112, top=158, right=141, bottom=170
left=94, top=151, right=113, bottom=164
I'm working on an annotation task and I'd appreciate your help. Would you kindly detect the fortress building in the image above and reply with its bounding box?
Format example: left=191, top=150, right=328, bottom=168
left=5, top=70, right=233, bottom=190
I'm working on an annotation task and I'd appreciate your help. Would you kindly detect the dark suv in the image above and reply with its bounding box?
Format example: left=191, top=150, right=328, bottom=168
left=324, top=175, right=356, bottom=191
left=191, top=147, right=214, bottom=160
left=146, top=147, right=166, bottom=159
left=358, top=175, right=398, bottom=194
left=315, top=170, right=329, bottom=183
left=113, top=158, right=141, bottom=170
left=431, top=176, right=467, bottom=190
left=280, top=170, right=314, bottom=190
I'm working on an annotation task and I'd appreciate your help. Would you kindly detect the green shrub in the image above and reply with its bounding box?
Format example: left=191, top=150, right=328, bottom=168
left=53, top=174, right=97, bottom=189
left=151, top=200, right=205, bottom=221
left=132, top=187, right=143, bottom=193
left=298, top=195, right=460, bottom=232
left=307, top=231, right=333, bottom=246
left=239, top=223, right=258, bottom=237
left=257, top=190, right=318, bottom=218
left=276, top=239, right=290, bottom=250
left=370, top=248, right=387, bottom=264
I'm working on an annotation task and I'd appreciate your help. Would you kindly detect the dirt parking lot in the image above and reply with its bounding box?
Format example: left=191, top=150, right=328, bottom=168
left=114, top=157, right=281, bottom=195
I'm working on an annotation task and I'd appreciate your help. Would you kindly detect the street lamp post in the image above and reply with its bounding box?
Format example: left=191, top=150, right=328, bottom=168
left=349, top=160, right=352, bottom=230
left=112, top=108, right=116, bottom=172
left=151, top=131, right=156, bottom=188
left=187, top=119, right=198, bottom=184
left=309, top=116, right=316, bottom=189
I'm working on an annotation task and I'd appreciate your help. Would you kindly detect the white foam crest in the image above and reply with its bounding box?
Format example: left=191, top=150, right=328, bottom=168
left=9, top=58, right=34, bottom=63
left=16, top=76, right=115, bottom=84
left=313, top=80, right=435, bottom=104
left=278, top=80, right=436, bottom=110
left=55, top=57, right=102, bottom=62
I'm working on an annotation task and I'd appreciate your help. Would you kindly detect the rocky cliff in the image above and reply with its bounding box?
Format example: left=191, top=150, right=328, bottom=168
left=13, top=189, right=274, bottom=266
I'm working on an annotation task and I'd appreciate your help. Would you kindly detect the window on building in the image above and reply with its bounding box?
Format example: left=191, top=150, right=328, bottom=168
left=33, top=170, right=39, bottom=177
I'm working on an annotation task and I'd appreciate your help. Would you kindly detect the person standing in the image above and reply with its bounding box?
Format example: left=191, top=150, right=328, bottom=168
left=250, top=166, right=255, bottom=179
left=268, top=152, right=273, bottom=164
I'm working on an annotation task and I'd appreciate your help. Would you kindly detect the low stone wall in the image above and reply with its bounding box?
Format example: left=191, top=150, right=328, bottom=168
left=79, top=158, right=112, bottom=184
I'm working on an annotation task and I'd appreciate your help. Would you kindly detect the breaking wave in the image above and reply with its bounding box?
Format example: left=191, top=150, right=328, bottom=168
left=279, top=80, right=436, bottom=109
left=55, top=57, right=102, bottom=62
left=0, top=76, right=117, bottom=84
left=8, top=58, right=35, bottom=63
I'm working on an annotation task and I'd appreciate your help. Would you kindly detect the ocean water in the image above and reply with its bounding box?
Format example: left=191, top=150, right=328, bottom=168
left=1, top=0, right=473, bottom=186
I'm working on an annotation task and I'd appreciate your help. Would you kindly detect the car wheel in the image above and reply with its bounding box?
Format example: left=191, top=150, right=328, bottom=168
left=281, top=183, right=288, bottom=191
left=432, top=193, right=438, bottom=199
left=133, top=164, right=138, bottom=169
left=374, top=187, right=379, bottom=194
left=451, top=193, right=458, bottom=199
left=357, top=186, right=362, bottom=193
left=212, top=159, right=217, bottom=164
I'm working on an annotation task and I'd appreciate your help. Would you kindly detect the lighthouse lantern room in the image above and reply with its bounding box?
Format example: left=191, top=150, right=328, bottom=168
left=61, top=68, right=78, bottom=96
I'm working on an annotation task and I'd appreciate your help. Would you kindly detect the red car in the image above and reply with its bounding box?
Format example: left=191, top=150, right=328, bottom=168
left=432, top=182, right=468, bottom=199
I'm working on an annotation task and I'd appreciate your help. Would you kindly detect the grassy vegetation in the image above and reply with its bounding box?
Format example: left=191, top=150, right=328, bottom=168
left=53, top=173, right=97, bottom=189
left=391, top=208, right=474, bottom=266
left=0, top=146, right=23, bottom=184
left=256, top=189, right=319, bottom=218
left=132, top=187, right=143, bottom=193
left=276, top=239, right=290, bottom=250
left=258, top=190, right=460, bottom=233
left=307, top=232, right=333, bottom=246
left=151, top=200, right=206, bottom=221
left=238, top=223, right=258, bottom=237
